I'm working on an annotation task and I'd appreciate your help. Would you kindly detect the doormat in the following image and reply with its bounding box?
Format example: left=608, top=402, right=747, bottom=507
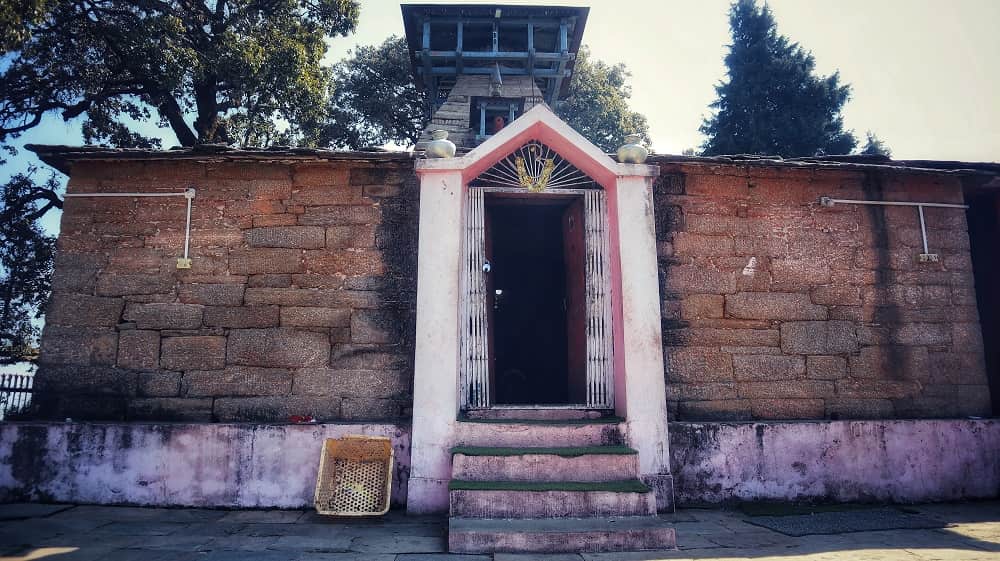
left=744, top=508, right=945, bottom=536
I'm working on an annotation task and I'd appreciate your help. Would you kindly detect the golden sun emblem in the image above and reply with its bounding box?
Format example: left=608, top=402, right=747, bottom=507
left=514, top=145, right=556, bottom=192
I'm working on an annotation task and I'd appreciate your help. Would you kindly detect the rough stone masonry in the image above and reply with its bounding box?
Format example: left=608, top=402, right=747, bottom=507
left=23, top=148, right=995, bottom=423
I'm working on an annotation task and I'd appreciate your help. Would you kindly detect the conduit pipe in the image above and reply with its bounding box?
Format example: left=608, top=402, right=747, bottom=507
left=819, top=196, right=969, bottom=262
left=64, top=188, right=196, bottom=269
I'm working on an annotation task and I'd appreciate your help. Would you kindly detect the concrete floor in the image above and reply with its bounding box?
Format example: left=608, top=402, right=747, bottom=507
left=0, top=501, right=997, bottom=560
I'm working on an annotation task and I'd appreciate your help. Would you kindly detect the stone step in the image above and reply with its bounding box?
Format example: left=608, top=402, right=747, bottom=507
left=463, top=408, right=608, bottom=421
left=449, top=480, right=656, bottom=518
left=449, top=516, right=677, bottom=553
left=451, top=446, right=639, bottom=482
left=455, top=418, right=626, bottom=448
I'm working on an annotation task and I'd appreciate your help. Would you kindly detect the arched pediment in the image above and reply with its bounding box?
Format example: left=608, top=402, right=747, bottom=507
left=470, top=140, right=599, bottom=191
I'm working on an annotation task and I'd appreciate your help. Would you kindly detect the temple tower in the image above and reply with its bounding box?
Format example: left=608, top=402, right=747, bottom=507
left=402, top=4, right=588, bottom=151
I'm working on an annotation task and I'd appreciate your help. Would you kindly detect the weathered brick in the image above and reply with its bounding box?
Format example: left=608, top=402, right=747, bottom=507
left=290, top=184, right=363, bottom=206
left=46, top=295, right=124, bottom=327
left=806, top=356, right=847, bottom=380
left=680, top=294, right=724, bottom=319
left=811, top=286, right=861, bottom=306
left=349, top=166, right=405, bottom=186
left=733, top=355, right=805, bottom=381
left=750, top=399, right=825, bottom=419
left=280, top=307, right=351, bottom=327
left=781, top=321, right=858, bottom=354
left=666, top=382, right=738, bottom=401
left=248, top=179, right=292, bottom=200
left=848, top=346, right=929, bottom=380
left=292, top=163, right=350, bottom=187
left=246, top=226, right=326, bottom=249
left=182, top=367, right=292, bottom=397
left=889, top=323, right=951, bottom=346
left=227, top=328, right=330, bottom=368
left=664, top=328, right=779, bottom=347
left=835, top=379, right=922, bottom=400
left=245, top=288, right=379, bottom=308
left=863, top=285, right=951, bottom=308
left=213, top=395, right=340, bottom=422
left=825, top=398, right=894, bottom=419
left=50, top=252, right=106, bottom=293
left=351, top=309, right=398, bottom=343
left=107, top=248, right=164, bottom=272
left=293, top=368, right=409, bottom=399
left=40, top=326, right=118, bottom=366
left=304, top=250, right=384, bottom=276
left=662, top=266, right=736, bottom=295
left=128, top=398, right=212, bottom=421
left=160, top=336, right=226, bottom=371
left=341, top=398, right=405, bottom=420
left=330, top=346, right=410, bottom=370
left=737, top=380, right=834, bottom=399
left=672, top=233, right=733, bottom=257
left=684, top=214, right=742, bottom=235
left=96, top=273, right=174, bottom=296
left=363, top=184, right=403, bottom=198
left=664, top=349, right=733, bottom=383
left=203, top=305, right=280, bottom=328
left=123, top=303, right=204, bottom=330
left=677, top=399, right=751, bottom=421
left=229, top=248, right=304, bottom=275
left=137, top=371, right=180, bottom=397
left=252, top=213, right=298, bottom=227
left=248, top=274, right=293, bottom=288
left=326, top=225, right=376, bottom=249
left=726, top=292, right=827, bottom=320
left=33, top=365, right=135, bottom=395
left=117, top=330, right=160, bottom=369
left=178, top=283, right=245, bottom=306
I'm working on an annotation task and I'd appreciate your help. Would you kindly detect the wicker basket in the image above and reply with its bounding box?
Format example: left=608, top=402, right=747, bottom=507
left=314, top=435, right=393, bottom=516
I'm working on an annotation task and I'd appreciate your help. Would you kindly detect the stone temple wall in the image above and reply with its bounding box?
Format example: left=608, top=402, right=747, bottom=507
left=32, top=157, right=418, bottom=422
left=652, top=160, right=992, bottom=421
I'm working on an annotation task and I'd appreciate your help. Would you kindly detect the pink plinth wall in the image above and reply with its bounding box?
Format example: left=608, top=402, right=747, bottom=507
left=0, top=422, right=410, bottom=508
left=670, top=419, right=1000, bottom=504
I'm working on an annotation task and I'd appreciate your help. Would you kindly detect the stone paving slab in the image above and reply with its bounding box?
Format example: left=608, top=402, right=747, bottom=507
left=0, top=503, right=73, bottom=520
left=0, top=502, right=996, bottom=560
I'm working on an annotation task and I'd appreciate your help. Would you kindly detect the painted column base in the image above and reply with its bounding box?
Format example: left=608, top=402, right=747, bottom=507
left=406, top=476, right=450, bottom=514
left=641, top=473, right=675, bottom=512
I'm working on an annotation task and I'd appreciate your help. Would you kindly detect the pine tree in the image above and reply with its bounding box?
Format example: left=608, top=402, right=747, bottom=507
left=700, top=0, right=856, bottom=157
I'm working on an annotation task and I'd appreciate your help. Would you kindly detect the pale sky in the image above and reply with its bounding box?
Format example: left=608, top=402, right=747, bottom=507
left=324, top=0, right=1000, bottom=161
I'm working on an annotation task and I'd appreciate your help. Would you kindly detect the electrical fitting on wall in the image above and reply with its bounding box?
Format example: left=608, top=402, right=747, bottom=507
left=819, top=196, right=969, bottom=263
left=64, top=187, right=197, bottom=269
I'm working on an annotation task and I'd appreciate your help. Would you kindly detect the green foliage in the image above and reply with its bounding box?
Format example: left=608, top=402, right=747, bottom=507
left=859, top=131, right=892, bottom=157
left=1, top=0, right=360, bottom=148
left=0, top=0, right=51, bottom=50
left=700, top=0, right=856, bottom=157
left=0, top=170, right=57, bottom=365
left=556, top=46, right=650, bottom=153
left=316, top=35, right=428, bottom=149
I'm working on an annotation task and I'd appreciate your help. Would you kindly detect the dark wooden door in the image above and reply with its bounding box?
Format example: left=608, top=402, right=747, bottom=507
left=562, top=197, right=587, bottom=404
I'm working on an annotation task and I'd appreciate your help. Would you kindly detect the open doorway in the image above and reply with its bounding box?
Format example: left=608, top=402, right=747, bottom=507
left=965, top=188, right=1000, bottom=415
left=485, top=194, right=587, bottom=405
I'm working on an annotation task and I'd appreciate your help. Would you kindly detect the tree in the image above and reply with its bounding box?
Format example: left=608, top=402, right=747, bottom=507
left=317, top=35, right=428, bottom=149
left=1, top=0, right=360, bottom=148
left=700, top=0, right=856, bottom=157
left=0, top=171, right=57, bottom=365
left=556, top=46, right=650, bottom=153
left=859, top=131, right=891, bottom=157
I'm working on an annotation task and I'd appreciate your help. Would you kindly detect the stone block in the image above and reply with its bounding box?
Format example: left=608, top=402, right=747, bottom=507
left=672, top=233, right=733, bottom=257
left=927, top=352, right=988, bottom=385
left=737, top=380, right=834, bottom=399
left=203, top=305, right=279, bottom=328
left=662, top=266, right=736, bottom=296
left=952, top=322, right=984, bottom=350
left=664, top=349, right=733, bottom=383
left=351, top=309, right=399, bottom=344
left=811, top=286, right=861, bottom=306
left=248, top=274, right=292, bottom=288
left=330, top=346, right=410, bottom=370
left=117, top=330, right=160, bottom=369
left=182, top=367, right=293, bottom=397
left=245, top=288, right=379, bottom=309
left=677, top=399, right=751, bottom=421
left=848, top=346, right=929, bottom=380
left=733, top=355, right=805, bottom=381
left=178, top=283, right=245, bottom=306
left=96, top=273, right=174, bottom=296
left=806, top=356, right=847, bottom=380
left=107, top=248, right=164, bottom=272
left=304, top=249, right=384, bottom=276
left=326, top=225, right=376, bottom=249
left=45, top=294, right=124, bottom=327
left=825, top=398, right=894, bottom=419
left=664, top=328, right=779, bottom=347
left=227, top=328, right=330, bottom=368
left=127, top=398, right=212, bottom=421
left=750, top=399, right=825, bottom=420
left=680, top=294, right=724, bottom=319
left=298, top=205, right=377, bottom=226
left=51, top=252, right=106, bottom=292
left=280, top=307, right=351, bottom=327
left=292, top=163, right=350, bottom=187
left=229, top=248, right=304, bottom=275
left=781, top=321, right=858, bottom=354
left=137, top=371, right=180, bottom=397
left=726, top=292, right=827, bottom=320
left=32, top=365, right=135, bottom=395
left=770, top=259, right=831, bottom=286
left=290, top=184, right=363, bottom=206
left=39, top=326, right=118, bottom=366
left=666, top=382, right=738, bottom=401
left=341, top=398, right=405, bottom=420
left=889, top=323, right=951, bottom=346
left=213, top=395, right=341, bottom=422
left=160, top=336, right=226, bottom=371
left=123, top=303, right=204, bottom=330
left=835, top=379, right=922, bottom=400
left=246, top=226, right=326, bottom=249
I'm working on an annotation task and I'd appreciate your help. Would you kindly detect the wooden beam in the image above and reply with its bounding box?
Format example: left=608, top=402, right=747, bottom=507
left=456, top=22, right=464, bottom=74
left=420, top=67, right=569, bottom=77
